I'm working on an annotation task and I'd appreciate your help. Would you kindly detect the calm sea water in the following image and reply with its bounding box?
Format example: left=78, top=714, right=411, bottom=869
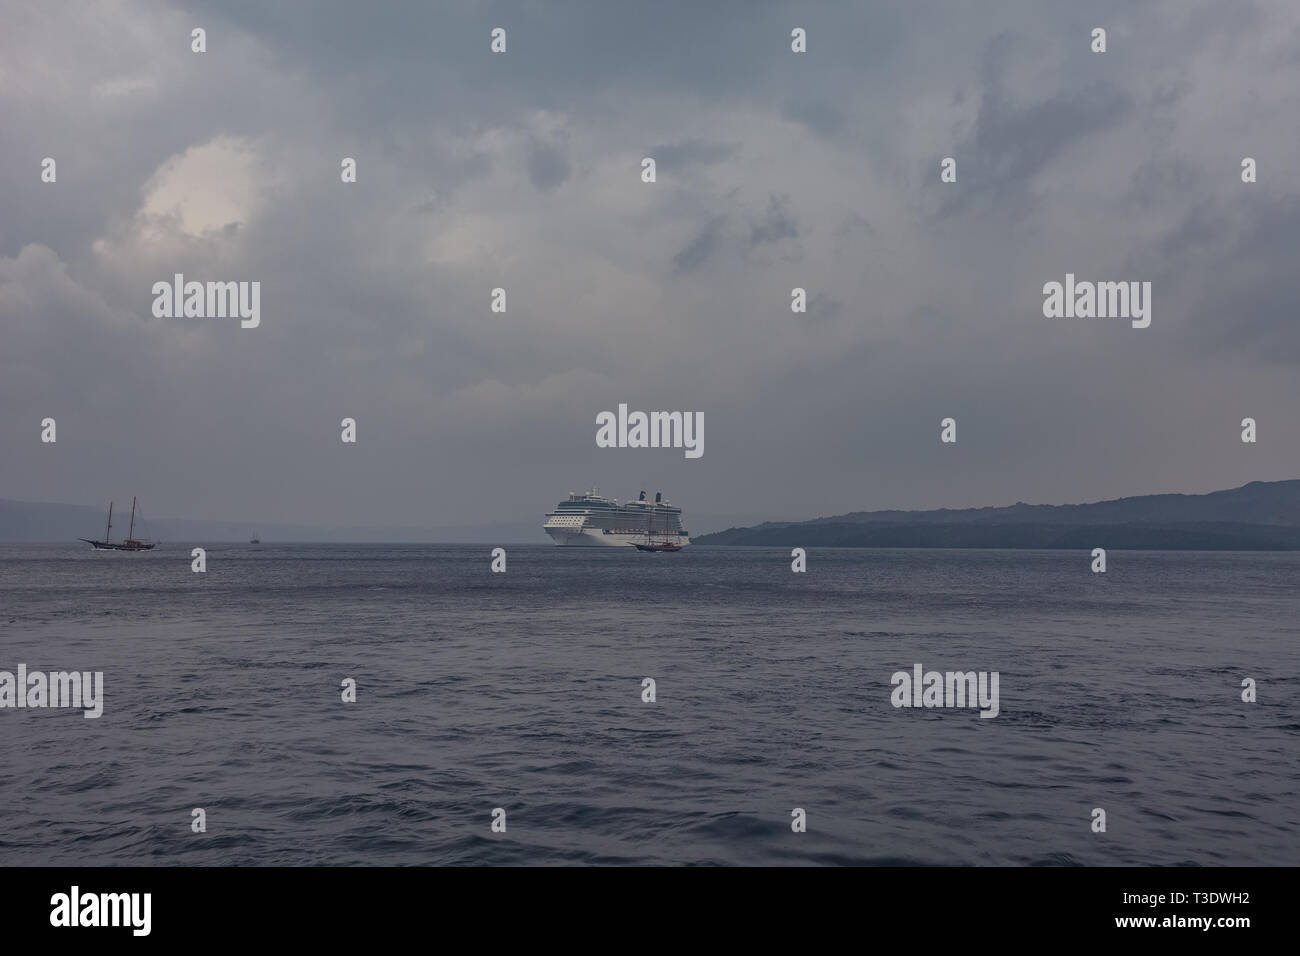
left=0, top=543, right=1295, bottom=866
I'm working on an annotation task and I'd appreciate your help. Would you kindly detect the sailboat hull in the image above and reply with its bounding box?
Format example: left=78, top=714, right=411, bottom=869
left=80, top=539, right=156, bottom=551
left=80, top=496, right=156, bottom=550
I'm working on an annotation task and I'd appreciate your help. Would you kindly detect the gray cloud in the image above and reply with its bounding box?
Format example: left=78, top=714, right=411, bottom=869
left=749, top=194, right=798, bottom=246
left=780, top=97, right=845, bottom=138
left=649, top=139, right=739, bottom=169
left=935, top=35, right=1133, bottom=221
left=802, top=291, right=843, bottom=323
left=526, top=139, right=571, bottom=191
left=2, top=0, right=1298, bottom=531
left=672, top=216, right=726, bottom=274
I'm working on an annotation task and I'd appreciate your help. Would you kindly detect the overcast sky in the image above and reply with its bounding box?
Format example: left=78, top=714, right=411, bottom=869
left=2, top=0, right=1298, bottom=529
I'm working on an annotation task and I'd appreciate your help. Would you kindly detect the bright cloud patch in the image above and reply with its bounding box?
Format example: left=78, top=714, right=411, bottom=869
left=139, top=136, right=262, bottom=238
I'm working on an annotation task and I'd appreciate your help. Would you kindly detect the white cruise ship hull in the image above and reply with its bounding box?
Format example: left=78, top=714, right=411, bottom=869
left=545, top=527, right=691, bottom=547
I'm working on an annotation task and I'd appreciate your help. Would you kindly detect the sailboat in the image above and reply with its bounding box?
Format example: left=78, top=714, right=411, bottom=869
left=80, top=497, right=157, bottom=551
left=633, top=496, right=683, bottom=552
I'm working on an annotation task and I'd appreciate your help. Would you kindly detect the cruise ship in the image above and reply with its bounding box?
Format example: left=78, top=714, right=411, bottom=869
left=544, top=488, right=690, bottom=547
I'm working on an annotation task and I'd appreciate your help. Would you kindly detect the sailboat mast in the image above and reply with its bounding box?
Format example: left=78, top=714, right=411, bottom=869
left=129, top=496, right=137, bottom=541
left=105, top=501, right=113, bottom=543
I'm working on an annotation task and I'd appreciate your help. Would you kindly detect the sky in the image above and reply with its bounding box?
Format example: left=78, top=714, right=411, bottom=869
left=2, top=0, right=1299, bottom=531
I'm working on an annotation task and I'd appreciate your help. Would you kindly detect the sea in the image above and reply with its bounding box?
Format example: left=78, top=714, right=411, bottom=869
left=0, top=543, right=1295, bottom=866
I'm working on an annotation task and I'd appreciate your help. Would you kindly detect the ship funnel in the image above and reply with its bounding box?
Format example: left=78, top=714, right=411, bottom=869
left=639, top=490, right=646, bottom=500
left=655, top=491, right=662, bottom=503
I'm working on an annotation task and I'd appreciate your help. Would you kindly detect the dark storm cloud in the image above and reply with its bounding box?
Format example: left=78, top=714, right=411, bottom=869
left=935, top=34, right=1133, bottom=221
left=1156, top=201, right=1230, bottom=260
left=1125, top=156, right=1203, bottom=211
left=1149, top=195, right=1300, bottom=363
left=2, top=0, right=1298, bottom=531
left=672, top=216, right=726, bottom=274
left=749, top=194, right=798, bottom=246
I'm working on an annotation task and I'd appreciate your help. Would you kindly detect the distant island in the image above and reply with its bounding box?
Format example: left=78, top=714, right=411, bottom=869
left=693, top=480, right=1300, bottom=550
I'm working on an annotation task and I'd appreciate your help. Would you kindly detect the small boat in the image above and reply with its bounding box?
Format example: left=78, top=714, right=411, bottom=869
left=80, top=497, right=157, bottom=551
left=634, top=504, right=683, bottom=552
left=249, top=535, right=260, bottom=544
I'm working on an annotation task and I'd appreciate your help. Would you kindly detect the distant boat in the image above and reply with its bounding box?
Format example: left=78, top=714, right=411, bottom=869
left=249, top=534, right=260, bottom=544
left=80, top=497, right=156, bottom=551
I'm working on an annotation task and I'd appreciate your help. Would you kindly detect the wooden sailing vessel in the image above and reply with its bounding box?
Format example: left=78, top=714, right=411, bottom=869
left=80, top=496, right=157, bottom=551
left=633, top=500, right=683, bottom=552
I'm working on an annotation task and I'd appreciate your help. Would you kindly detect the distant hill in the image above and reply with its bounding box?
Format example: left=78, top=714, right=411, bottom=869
left=693, top=480, right=1300, bottom=550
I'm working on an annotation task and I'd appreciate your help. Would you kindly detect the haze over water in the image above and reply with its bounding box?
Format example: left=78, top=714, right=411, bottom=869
left=1, top=543, right=1295, bottom=866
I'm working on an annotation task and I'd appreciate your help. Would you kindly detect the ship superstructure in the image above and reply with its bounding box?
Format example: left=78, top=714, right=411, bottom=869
left=544, top=488, right=690, bottom=547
